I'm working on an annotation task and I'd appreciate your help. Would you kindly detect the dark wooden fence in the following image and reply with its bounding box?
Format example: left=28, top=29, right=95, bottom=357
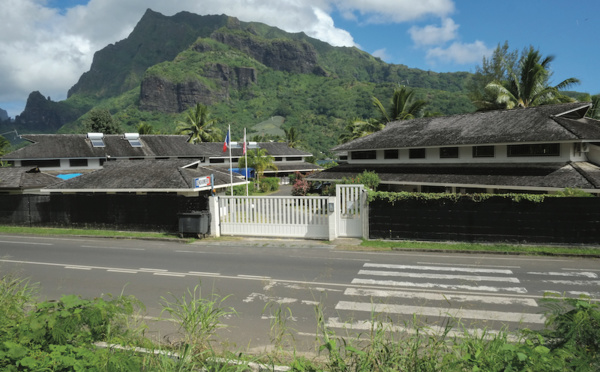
left=0, top=194, right=208, bottom=232
left=369, top=197, right=600, bottom=245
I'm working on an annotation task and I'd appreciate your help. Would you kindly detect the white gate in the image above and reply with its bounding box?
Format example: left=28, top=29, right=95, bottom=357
left=217, top=195, right=330, bottom=239
left=336, top=184, right=364, bottom=238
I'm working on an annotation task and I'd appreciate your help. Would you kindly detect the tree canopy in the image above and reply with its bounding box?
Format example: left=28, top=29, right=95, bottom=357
left=176, top=103, right=222, bottom=143
left=83, top=108, right=122, bottom=134
left=238, top=148, right=277, bottom=181
left=471, top=44, right=580, bottom=110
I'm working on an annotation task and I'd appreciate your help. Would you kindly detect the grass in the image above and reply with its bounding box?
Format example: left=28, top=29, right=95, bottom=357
left=360, top=239, right=600, bottom=257
left=0, top=225, right=176, bottom=240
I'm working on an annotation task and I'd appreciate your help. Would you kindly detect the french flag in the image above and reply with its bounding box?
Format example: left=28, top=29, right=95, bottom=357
left=223, top=129, right=230, bottom=152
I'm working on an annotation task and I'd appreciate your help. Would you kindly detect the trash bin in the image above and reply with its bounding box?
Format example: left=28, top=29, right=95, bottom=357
left=178, top=211, right=210, bottom=238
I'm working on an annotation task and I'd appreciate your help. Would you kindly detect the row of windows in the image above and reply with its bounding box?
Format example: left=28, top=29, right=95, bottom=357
left=350, top=144, right=561, bottom=160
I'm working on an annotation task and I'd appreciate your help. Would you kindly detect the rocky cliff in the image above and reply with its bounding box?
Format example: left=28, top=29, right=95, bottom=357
left=0, top=108, right=8, bottom=121
left=139, top=63, right=257, bottom=113
left=12, top=91, right=82, bottom=132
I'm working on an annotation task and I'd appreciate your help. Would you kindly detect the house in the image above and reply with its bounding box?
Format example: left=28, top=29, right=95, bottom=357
left=1, top=134, right=320, bottom=183
left=0, top=166, right=61, bottom=194
left=309, top=102, right=600, bottom=195
left=43, top=159, right=246, bottom=195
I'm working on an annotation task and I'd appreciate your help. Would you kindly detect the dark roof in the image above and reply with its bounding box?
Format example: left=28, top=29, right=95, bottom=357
left=307, top=162, right=600, bottom=191
left=333, top=103, right=600, bottom=152
left=0, top=167, right=61, bottom=190
left=2, top=135, right=310, bottom=160
left=45, top=160, right=246, bottom=192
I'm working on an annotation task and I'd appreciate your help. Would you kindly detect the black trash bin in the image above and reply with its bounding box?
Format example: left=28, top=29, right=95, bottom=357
left=178, top=211, right=210, bottom=238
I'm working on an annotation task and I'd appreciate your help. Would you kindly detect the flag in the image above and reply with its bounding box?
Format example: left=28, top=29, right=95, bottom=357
left=223, top=128, right=230, bottom=152
left=242, top=130, right=247, bottom=155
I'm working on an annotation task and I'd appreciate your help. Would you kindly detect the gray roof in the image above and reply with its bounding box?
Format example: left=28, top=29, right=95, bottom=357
left=45, top=160, right=246, bottom=192
left=2, top=134, right=310, bottom=160
left=0, top=166, right=61, bottom=190
left=333, top=102, right=600, bottom=152
left=307, top=162, right=600, bottom=191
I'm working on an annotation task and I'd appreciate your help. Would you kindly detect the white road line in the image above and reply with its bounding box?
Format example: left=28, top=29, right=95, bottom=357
left=358, top=269, right=521, bottom=283
left=153, top=272, right=186, bottom=277
left=64, top=266, right=92, bottom=270
left=364, top=263, right=513, bottom=275
left=528, top=271, right=598, bottom=278
left=352, top=278, right=528, bottom=294
left=335, top=301, right=545, bottom=324
left=324, top=317, right=520, bottom=342
left=418, top=261, right=520, bottom=269
left=344, top=288, right=538, bottom=307
left=542, top=279, right=600, bottom=286
left=188, top=271, right=221, bottom=276
left=563, top=268, right=600, bottom=272
left=107, top=269, right=138, bottom=274
left=138, top=268, right=168, bottom=272
left=0, top=240, right=52, bottom=246
left=544, top=290, right=592, bottom=297
left=238, top=275, right=271, bottom=279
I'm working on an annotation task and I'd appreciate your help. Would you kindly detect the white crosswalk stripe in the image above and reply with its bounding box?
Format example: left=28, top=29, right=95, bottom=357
left=358, top=269, right=521, bottom=283
left=351, top=278, right=528, bottom=293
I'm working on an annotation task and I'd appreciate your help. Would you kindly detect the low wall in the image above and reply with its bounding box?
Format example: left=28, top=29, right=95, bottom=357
left=0, top=194, right=208, bottom=232
left=369, top=196, right=600, bottom=245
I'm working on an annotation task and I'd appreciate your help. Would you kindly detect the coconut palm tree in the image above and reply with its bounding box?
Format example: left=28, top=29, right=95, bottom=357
left=372, top=86, right=428, bottom=124
left=176, top=103, right=222, bottom=143
left=238, top=148, right=278, bottom=182
left=483, top=48, right=580, bottom=109
left=339, top=118, right=384, bottom=143
left=284, top=127, right=300, bottom=148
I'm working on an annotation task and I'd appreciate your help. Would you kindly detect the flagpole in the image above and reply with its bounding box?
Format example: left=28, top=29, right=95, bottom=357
left=244, top=128, right=248, bottom=197
left=228, top=124, right=233, bottom=196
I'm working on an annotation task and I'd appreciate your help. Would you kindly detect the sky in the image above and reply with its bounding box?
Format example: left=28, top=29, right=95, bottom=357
left=1, top=0, right=599, bottom=119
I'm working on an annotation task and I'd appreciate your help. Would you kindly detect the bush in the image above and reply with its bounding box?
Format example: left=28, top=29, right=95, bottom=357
left=342, top=170, right=380, bottom=190
left=259, top=177, right=280, bottom=193
left=291, top=179, right=309, bottom=196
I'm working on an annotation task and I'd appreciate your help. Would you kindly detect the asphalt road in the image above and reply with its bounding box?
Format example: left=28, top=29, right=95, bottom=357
left=1, top=233, right=599, bottom=353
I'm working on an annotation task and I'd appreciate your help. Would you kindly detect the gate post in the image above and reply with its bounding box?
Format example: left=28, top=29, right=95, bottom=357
left=328, top=196, right=337, bottom=241
left=208, top=196, right=220, bottom=237
left=362, top=189, right=369, bottom=240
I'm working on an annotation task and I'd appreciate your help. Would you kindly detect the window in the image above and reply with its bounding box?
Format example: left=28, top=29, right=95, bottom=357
left=286, top=157, right=302, bottom=161
left=275, top=157, right=283, bottom=162
left=69, top=159, right=88, bottom=167
left=22, top=159, right=60, bottom=168
left=439, top=147, right=459, bottom=158
left=507, top=143, right=560, bottom=157
left=409, top=148, right=426, bottom=159
left=350, top=150, right=377, bottom=160
left=384, top=149, right=399, bottom=159
left=210, top=158, right=225, bottom=163
left=472, top=146, right=495, bottom=158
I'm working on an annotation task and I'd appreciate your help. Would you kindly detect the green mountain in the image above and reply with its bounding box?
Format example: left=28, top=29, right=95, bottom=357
left=6, top=8, right=478, bottom=157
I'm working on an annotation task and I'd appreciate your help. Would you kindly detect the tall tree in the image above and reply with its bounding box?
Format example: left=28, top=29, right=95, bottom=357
left=84, top=108, right=122, bottom=134
left=176, top=103, right=222, bottom=143
left=283, top=127, right=300, bottom=148
left=0, top=135, right=10, bottom=157
left=137, top=122, right=155, bottom=134
left=238, top=148, right=278, bottom=182
left=588, top=95, right=600, bottom=120
left=373, top=86, right=427, bottom=124
left=478, top=47, right=580, bottom=109
left=339, top=118, right=384, bottom=143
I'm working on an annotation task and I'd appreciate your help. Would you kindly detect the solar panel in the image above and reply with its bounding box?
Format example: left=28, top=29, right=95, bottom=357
left=87, top=133, right=105, bottom=147
left=124, top=133, right=143, bottom=147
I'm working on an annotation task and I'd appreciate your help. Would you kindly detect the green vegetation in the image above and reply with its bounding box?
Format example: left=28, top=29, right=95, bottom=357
left=176, top=103, right=223, bottom=143
left=83, top=108, right=122, bottom=134
left=1, top=274, right=598, bottom=370
left=238, top=148, right=277, bottom=182
left=0, top=225, right=175, bottom=239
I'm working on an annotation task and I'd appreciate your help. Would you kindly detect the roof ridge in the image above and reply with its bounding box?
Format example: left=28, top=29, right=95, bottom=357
left=570, top=162, right=600, bottom=188
left=551, top=115, right=583, bottom=139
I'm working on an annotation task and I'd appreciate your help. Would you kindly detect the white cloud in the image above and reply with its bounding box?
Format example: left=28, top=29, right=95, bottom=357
left=372, top=48, right=390, bottom=61
left=333, top=0, right=455, bottom=23
left=426, top=40, right=493, bottom=65
left=409, top=18, right=459, bottom=46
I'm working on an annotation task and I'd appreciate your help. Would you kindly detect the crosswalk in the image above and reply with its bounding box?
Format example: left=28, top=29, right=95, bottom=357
left=327, top=262, right=599, bottom=337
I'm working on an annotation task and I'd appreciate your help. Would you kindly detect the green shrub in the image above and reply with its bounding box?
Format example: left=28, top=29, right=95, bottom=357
left=259, top=177, right=280, bottom=193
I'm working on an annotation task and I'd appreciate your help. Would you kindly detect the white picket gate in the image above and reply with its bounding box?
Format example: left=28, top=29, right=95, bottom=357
left=217, top=195, right=331, bottom=239
left=211, top=185, right=367, bottom=240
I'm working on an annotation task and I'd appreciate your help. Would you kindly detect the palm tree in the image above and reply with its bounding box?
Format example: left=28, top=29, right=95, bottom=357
left=137, top=122, right=154, bottom=134
left=284, top=127, right=300, bottom=148
left=587, top=95, right=600, bottom=120
left=176, top=103, right=222, bottom=143
left=0, top=135, right=10, bottom=157
left=238, top=148, right=278, bottom=182
left=339, top=118, right=384, bottom=143
left=483, top=48, right=580, bottom=109
left=372, top=86, right=427, bottom=124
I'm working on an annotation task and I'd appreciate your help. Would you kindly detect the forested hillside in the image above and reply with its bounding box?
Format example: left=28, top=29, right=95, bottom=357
left=4, top=9, right=477, bottom=157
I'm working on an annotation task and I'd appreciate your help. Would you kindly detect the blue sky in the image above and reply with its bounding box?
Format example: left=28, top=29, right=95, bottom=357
left=1, top=0, right=598, bottom=118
